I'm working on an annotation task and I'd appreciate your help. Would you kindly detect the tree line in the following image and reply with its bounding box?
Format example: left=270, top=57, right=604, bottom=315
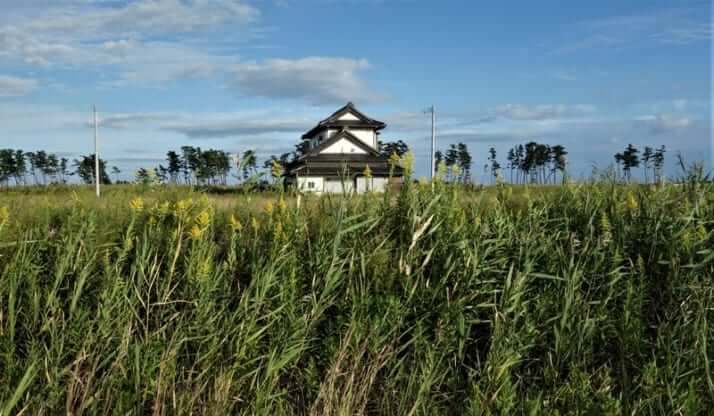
left=0, top=149, right=115, bottom=186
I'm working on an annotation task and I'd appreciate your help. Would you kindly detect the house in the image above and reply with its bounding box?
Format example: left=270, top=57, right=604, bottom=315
left=285, top=102, right=403, bottom=193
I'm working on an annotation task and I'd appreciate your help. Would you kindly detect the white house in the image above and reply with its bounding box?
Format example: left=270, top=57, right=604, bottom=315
left=285, top=102, right=403, bottom=193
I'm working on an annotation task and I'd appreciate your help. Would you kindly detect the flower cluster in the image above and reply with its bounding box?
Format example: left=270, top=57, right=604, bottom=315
left=129, top=197, right=145, bottom=213
left=0, top=206, right=9, bottom=228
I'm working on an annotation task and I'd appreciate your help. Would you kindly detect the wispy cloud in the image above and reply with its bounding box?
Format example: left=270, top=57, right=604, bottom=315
left=0, top=74, right=38, bottom=96
left=228, top=57, right=385, bottom=105
left=553, top=6, right=713, bottom=54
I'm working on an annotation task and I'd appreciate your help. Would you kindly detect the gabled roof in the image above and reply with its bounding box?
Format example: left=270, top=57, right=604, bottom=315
left=302, top=128, right=381, bottom=158
left=301, top=102, right=386, bottom=139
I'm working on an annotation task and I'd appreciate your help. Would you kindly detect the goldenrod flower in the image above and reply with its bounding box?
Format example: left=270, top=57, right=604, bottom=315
left=189, top=225, right=204, bottom=240
left=400, top=150, right=415, bottom=178
left=363, top=164, right=373, bottom=179
left=389, top=152, right=400, bottom=167
left=157, top=201, right=171, bottom=217
left=696, top=223, right=708, bottom=242
left=271, top=159, right=284, bottom=179
left=600, top=214, right=612, bottom=247
left=626, top=192, right=638, bottom=212
left=418, top=176, right=428, bottom=186
left=278, top=197, right=288, bottom=212
left=175, top=198, right=192, bottom=215
left=196, top=210, right=211, bottom=228
left=273, top=221, right=284, bottom=241
left=264, top=201, right=274, bottom=215
left=148, top=215, right=157, bottom=226
left=436, top=161, right=448, bottom=182
left=451, top=164, right=461, bottom=179
left=229, top=214, right=243, bottom=232
left=0, top=206, right=9, bottom=228
left=129, top=197, right=144, bottom=213
left=251, top=216, right=260, bottom=234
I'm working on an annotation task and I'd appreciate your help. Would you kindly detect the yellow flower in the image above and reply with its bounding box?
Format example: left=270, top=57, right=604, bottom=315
left=229, top=214, right=243, bottom=232
left=271, top=159, right=284, bottom=179
left=600, top=214, right=612, bottom=246
left=157, top=201, right=171, bottom=217
left=451, top=163, right=461, bottom=179
left=273, top=221, right=284, bottom=241
left=696, top=223, right=708, bottom=242
left=196, top=210, right=211, bottom=228
left=198, top=260, right=212, bottom=280
left=626, top=192, right=638, bottom=212
left=175, top=198, right=192, bottom=215
left=436, top=161, right=448, bottom=181
left=389, top=151, right=400, bottom=167
left=251, top=216, right=260, bottom=234
left=277, top=197, right=288, bottom=213
left=363, top=164, right=373, bottom=179
left=189, top=225, right=204, bottom=240
left=0, top=206, right=9, bottom=227
left=418, top=176, right=428, bottom=187
left=400, top=150, right=415, bottom=178
left=129, top=197, right=144, bottom=213
left=264, top=201, right=274, bottom=215
left=148, top=215, right=157, bottom=226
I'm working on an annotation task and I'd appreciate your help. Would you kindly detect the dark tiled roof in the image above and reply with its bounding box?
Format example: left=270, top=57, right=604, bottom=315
left=301, top=102, right=386, bottom=139
left=302, top=129, right=380, bottom=158
left=287, top=153, right=403, bottom=177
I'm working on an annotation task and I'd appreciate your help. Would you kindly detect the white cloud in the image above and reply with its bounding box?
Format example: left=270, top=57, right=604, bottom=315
left=494, top=104, right=596, bottom=121
left=0, top=74, right=38, bottom=96
left=228, top=57, right=384, bottom=105
left=553, top=7, right=713, bottom=54
left=635, top=114, right=692, bottom=134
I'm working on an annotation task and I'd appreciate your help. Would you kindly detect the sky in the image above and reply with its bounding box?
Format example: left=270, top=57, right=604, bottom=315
left=0, top=0, right=712, bottom=182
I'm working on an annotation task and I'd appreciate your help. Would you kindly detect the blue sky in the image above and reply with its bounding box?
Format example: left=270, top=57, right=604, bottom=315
left=0, top=0, right=711, bottom=181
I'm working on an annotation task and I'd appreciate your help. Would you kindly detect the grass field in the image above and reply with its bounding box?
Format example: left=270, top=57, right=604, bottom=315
left=0, top=180, right=712, bottom=415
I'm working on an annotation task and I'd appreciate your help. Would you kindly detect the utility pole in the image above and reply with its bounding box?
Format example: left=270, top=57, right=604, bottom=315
left=93, top=105, right=100, bottom=197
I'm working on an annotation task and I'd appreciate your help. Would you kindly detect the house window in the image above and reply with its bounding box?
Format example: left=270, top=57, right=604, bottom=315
left=307, top=181, right=315, bottom=189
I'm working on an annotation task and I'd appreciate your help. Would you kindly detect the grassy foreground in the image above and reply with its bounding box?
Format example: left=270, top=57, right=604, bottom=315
left=0, top=182, right=712, bottom=415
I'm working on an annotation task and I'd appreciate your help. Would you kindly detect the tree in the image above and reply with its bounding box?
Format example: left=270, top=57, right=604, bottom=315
left=380, top=140, right=409, bottom=158
left=0, top=149, right=16, bottom=186
left=488, top=147, right=500, bottom=183
left=618, top=144, right=640, bottom=182
left=642, top=146, right=653, bottom=183
left=166, top=150, right=182, bottom=184
left=110, top=166, right=121, bottom=183
left=457, top=143, right=472, bottom=182
left=549, top=145, right=568, bottom=184
left=240, top=149, right=257, bottom=180
left=434, top=151, right=443, bottom=175
left=73, top=154, right=111, bottom=185
left=653, top=145, right=666, bottom=183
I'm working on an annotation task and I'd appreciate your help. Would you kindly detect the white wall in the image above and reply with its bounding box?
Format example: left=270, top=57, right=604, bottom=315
left=348, top=128, right=377, bottom=149
left=320, top=137, right=367, bottom=154
left=356, top=176, right=389, bottom=193
left=324, top=178, right=353, bottom=193
left=297, top=176, right=323, bottom=193
left=338, top=112, right=360, bottom=121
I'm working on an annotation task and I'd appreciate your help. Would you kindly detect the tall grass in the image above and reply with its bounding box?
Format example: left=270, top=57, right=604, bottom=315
left=0, top=181, right=712, bottom=414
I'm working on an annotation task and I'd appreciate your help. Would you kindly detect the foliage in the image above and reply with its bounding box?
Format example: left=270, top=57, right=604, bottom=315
left=0, top=180, right=712, bottom=414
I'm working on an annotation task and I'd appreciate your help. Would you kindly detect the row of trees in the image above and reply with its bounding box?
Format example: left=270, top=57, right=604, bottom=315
left=434, top=143, right=473, bottom=183
left=500, top=142, right=568, bottom=184
left=614, top=144, right=666, bottom=183
left=0, top=149, right=116, bottom=186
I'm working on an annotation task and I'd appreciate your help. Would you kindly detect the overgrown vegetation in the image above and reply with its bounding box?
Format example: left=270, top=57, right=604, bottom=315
left=0, top=180, right=712, bottom=415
